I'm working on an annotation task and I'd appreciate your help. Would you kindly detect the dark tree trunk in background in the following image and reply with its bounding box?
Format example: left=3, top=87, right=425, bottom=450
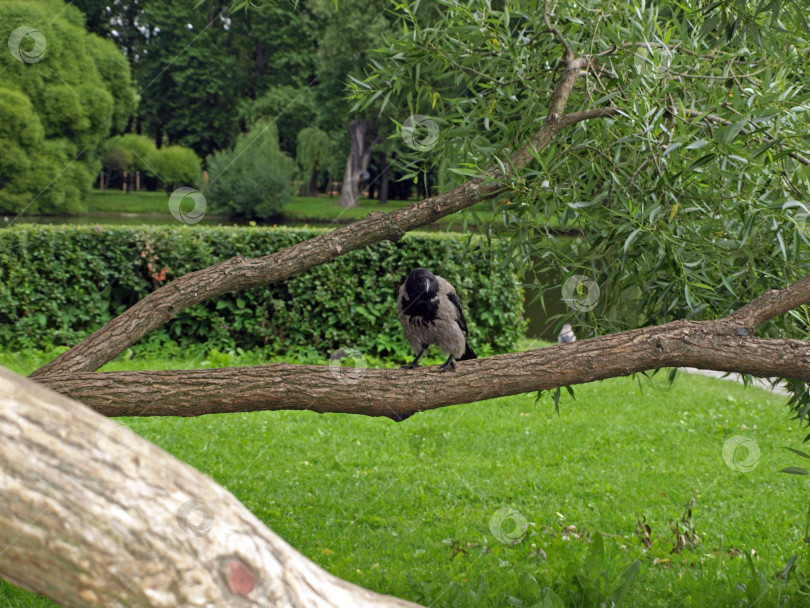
left=306, top=171, right=318, bottom=197
left=368, top=180, right=376, bottom=200
left=378, top=151, right=390, bottom=204
left=339, top=119, right=374, bottom=208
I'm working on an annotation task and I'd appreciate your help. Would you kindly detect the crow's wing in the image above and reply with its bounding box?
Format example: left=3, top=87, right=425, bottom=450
left=446, top=292, right=468, bottom=335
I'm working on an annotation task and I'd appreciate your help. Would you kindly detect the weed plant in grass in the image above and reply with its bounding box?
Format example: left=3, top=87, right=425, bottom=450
left=1, top=345, right=810, bottom=606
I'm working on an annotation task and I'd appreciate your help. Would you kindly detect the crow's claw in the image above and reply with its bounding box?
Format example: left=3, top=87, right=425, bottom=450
left=439, top=356, right=456, bottom=372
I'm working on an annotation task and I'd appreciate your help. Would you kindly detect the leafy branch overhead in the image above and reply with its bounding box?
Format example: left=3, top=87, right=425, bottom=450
left=352, top=0, right=810, bottom=383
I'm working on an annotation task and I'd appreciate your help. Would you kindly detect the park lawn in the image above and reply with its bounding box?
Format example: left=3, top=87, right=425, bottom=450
left=1, top=347, right=808, bottom=607
left=85, top=188, right=173, bottom=214
left=82, top=189, right=499, bottom=228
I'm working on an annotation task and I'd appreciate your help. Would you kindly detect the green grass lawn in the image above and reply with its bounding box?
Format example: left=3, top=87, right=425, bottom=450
left=77, top=189, right=498, bottom=229
left=2, top=346, right=809, bottom=606
left=85, top=188, right=175, bottom=214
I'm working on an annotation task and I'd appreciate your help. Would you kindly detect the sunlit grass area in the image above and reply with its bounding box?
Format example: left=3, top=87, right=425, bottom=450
left=2, top=346, right=808, bottom=607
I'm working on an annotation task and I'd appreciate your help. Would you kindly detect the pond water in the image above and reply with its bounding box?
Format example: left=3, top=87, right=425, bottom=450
left=3, top=213, right=563, bottom=341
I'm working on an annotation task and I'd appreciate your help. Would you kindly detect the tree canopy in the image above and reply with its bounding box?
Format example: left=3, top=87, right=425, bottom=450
left=0, top=0, right=136, bottom=214
left=354, top=0, right=810, bottom=374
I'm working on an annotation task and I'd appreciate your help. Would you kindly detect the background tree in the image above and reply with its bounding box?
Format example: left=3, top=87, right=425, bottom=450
left=241, top=85, right=319, bottom=157
left=151, top=145, right=202, bottom=193
left=296, top=127, right=331, bottom=196
left=0, top=0, right=136, bottom=214
left=103, top=134, right=158, bottom=191
left=204, top=122, right=297, bottom=220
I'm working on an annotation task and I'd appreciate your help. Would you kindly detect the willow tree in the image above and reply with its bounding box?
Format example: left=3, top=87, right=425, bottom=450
left=296, top=127, right=332, bottom=196
left=5, top=1, right=810, bottom=607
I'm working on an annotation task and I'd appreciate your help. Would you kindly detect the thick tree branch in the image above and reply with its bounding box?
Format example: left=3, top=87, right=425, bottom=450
left=31, top=52, right=602, bottom=380
left=0, top=368, right=422, bottom=608
left=35, top=319, right=810, bottom=422
left=729, top=274, right=810, bottom=328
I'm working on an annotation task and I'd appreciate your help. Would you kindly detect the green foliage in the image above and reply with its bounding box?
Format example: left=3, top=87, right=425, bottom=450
left=296, top=127, right=331, bottom=176
left=150, top=145, right=202, bottom=192
left=84, top=34, right=137, bottom=135
left=103, top=134, right=158, bottom=175
left=354, top=0, right=810, bottom=416
left=0, top=0, right=135, bottom=214
left=132, top=0, right=318, bottom=160
left=0, top=224, right=524, bottom=358
left=241, top=85, right=319, bottom=156
left=567, top=534, right=640, bottom=606
left=204, top=123, right=298, bottom=219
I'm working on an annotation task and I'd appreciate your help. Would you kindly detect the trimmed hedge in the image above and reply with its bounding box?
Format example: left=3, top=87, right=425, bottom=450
left=0, top=225, right=524, bottom=359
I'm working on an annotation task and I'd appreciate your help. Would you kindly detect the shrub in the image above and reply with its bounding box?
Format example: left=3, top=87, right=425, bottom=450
left=103, top=134, right=157, bottom=175
left=204, top=123, right=297, bottom=220
left=0, top=225, right=524, bottom=360
left=151, top=145, right=202, bottom=192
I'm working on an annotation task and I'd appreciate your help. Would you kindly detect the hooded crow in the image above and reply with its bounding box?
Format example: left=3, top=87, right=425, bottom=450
left=397, top=268, right=476, bottom=371
left=558, top=323, right=576, bottom=344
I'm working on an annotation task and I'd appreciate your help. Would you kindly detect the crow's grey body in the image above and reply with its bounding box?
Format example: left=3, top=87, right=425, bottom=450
left=558, top=323, right=576, bottom=344
left=397, top=268, right=475, bottom=371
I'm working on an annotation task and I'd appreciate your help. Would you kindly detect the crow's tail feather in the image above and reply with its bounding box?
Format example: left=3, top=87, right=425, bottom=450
left=459, top=341, right=476, bottom=361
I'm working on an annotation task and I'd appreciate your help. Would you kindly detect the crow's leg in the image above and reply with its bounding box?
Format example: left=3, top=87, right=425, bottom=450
left=439, top=355, right=456, bottom=372
left=401, top=346, right=427, bottom=369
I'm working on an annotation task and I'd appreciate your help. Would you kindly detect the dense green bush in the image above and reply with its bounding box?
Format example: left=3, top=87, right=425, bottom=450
left=204, top=122, right=297, bottom=220
left=0, top=225, right=524, bottom=360
left=151, top=145, right=202, bottom=192
left=103, top=134, right=158, bottom=176
left=0, top=0, right=136, bottom=214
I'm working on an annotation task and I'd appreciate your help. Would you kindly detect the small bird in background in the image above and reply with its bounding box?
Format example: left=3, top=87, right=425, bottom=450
left=558, top=323, right=576, bottom=344
left=397, top=268, right=476, bottom=371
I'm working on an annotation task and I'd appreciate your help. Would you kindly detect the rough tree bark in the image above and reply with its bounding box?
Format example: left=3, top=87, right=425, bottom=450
left=338, top=119, right=375, bottom=208
left=0, top=367, right=423, bottom=608
left=30, top=56, right=599, bottom=380
left=33, top=275, right=810, bottom=419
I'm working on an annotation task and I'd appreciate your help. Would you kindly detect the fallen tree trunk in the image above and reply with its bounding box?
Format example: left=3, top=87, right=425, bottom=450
left=0, top=367, right=423, bottom=608
left=33, top=276, right=810, bottom=419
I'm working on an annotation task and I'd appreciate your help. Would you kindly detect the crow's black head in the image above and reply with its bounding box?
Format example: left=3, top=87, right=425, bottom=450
left=403, top=268, right=438, bottom=303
